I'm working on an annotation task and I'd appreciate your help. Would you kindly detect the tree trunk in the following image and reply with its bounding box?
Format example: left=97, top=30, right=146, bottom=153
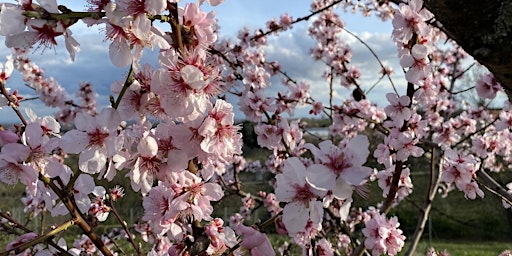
left=392, top=0, right=512, bottom=98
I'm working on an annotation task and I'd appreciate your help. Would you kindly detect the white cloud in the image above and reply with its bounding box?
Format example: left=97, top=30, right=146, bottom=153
left=0, top=2, right=403, bottom=123
left=250, top=25, right=407, bottom=114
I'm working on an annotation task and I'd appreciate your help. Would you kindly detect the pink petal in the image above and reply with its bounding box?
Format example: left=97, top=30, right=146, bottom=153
left=340, top=166, right=372, bottom=186
left=282, top=201, right=309, bottom=234
left=60, top=130, right=88, bottom=154
left=332, top=178, right=353, bottom=200
left=306, top=164, right=336, bottom=191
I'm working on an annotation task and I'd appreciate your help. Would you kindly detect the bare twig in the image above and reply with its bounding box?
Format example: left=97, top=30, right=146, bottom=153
left=405, top=149, right=444, bottom=255
left=108, top=198, right=141, bottom=255
left=112, top=65, right=135, bottom=110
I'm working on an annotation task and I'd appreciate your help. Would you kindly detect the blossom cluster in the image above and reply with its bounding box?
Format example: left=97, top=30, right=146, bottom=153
left=0, top=0, right=511, bottom=255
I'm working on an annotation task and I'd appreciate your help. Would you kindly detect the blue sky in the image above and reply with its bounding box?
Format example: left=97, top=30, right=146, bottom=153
left=0, top=0, right=401, bottom=123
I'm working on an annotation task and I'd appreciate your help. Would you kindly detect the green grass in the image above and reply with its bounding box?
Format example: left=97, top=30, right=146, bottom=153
left=266, top=234, right=512, bottom=256
left=406, top=240, right=512, bottom=256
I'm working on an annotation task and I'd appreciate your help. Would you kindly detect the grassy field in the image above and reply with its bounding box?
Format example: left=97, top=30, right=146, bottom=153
left=407, top=240, right=512, bottom=256
left=266, top=234, right=512, bottom=255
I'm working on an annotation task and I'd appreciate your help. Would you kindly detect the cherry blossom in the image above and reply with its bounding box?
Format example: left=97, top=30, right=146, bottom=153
left=376, top=166, right=413, bottom=201
left=168, top=170, right=224, bottom=222
left=275, top=157, right=326, bottom=235
left=198, top=0, right=224, bottom=6
left=60, top=108, right=123, bottom=175
left=0, top=4, right=25, bottom=36
left=388, top=130, right=424, bottom=162
left=128, top=133, right=164, bottom=194
left=198, top=99, right=242, bottom=164
left=392, top=0, right=433, bottom=44
left=142, top=181, right=176, bottom=235
left=399, top=44, right=431, bottom=83
left=6, top=232, right=39, bottom=251
left=0, top=0, right=511, bottom=255
left=204, top=218, right=237, bottom=255
left=182, top=3, right=218, bottom=48
left=362, top=213, right=406, bottom=256
left=0, top=55, right=13, bottom=83
left=0, top=143, right=38, bottom=194
left=89, top=186, right=110, bottom=222
left=384, top=93, right=411, bottom=127
left=476, top=73, right=502, bottom=99
left=305, top=135, right=373, bottom=197
left=234, top=224, right=275, bottom=256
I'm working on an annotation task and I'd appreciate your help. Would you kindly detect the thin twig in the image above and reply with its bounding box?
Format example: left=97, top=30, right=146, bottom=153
left=476, top=170, right=512, bottom=206
left=0, top=82, right=28, bottom=126
left=108, top=198, right=141, bottom=256
left=405, top=149, right=443, bottom=255
left=0, top=218, right=75, bottom=256
left=251, top=0, right=345, bottom=41
left=338, top=26, right=397, bottom=93
left=112, top=65, right=135, bottom=110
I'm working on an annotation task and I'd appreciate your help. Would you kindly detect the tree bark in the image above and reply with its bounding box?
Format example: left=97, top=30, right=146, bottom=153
left=427, top=0, right=512, bottom=98
left=390, top=0, right=512, bottom=98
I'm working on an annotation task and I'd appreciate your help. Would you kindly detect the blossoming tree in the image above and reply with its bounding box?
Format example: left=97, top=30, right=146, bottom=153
left=0, top=0, right=512, bottom=255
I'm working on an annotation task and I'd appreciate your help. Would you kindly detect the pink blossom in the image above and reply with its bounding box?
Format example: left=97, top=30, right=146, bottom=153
left=388, top=131, right=424, bottom=161
left=198, top=0, right=224, bottom=6
left=275, top=157, right=326, bottom=235
left=362, top=213, right=405, bottom=256
left=238, top=88, right=276, bottom=122
left=315, top=238, right=334, bottom=256
left=432, top=122, right=460, bottom=149
left=384, top=93, right=411, bottom=127
left=89, top=186, right=110, bottom=222
left=242, top=66, right=270, bottom=89
left=234, top=224, right=275, bottom=256
left=476, top=73, right=501, bottom=99
left=0, top=55, right=13, bottom=83
left=305, top=135, right=373, bottom=194
left=151, top=49, right=214, bottom=121
left=0, top=143, right=38, bottom=192
left=0, top=129, right=19, bottom=146
left=6, top=232, right=39, bottom=251
left=376, top=166, right=413, bottom=201
left=204, top=218, right=237, bottom=255
left=374, top=142, right=393, bottom=168
left=0, top=4, right=25, bottom=36
left=198, top=99, right=242, bottom=164
left=462, top=181, right=484, bottom=200
left=263, top=193, right=281, bottom=216
left=400, top=44, right=431, bottom=84
left=496, top=111, right=512, bottom=131
left=142, top=181, right=176, bottom=235
left=168, top=171, right=224, bottom=222
left=280, top=119, right=304, bottom=153
left=442, top=149, right=483, bottom=199
left=71, top=235, right=97, bottom=255
left=310, top=101, right=324, bottom=115
left=182, top=3, right=218, bottom=47
left=254, top=123, right=283, bottom=150
left=60, top=108, right=123, bottom=175
left=392, top=0, right=433, bottom=44
left=129, top=134, right=164, bottom=194
left=499, top=250, right=512, bottom=256
left=153, top=122, right=189, bottom=173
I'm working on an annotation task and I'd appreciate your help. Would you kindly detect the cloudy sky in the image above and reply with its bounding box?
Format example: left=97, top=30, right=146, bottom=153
left=0, top=0, right=406, bottom=123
